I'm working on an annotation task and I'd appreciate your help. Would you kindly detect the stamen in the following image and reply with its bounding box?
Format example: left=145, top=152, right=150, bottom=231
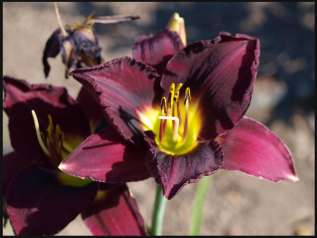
left=168, top=83, right=175, bottom=112
left=47, top=115, right=54, bottom=139
left=62, top=141, right=73, bottom=153
left=160, top=97, right=167, bottom=115
left=159, top=97, right=167, bottom=141
left=56, top=124, right=63, bottom=156
left=183, top=87, right=191, bottom=137
left=138, top=82, right=200, bottom=156
left=173, top=83, right=183, bottom=117
left=159, top=83, right=184, bottom=142
left=158, top=115, right=179, bottom=141
left=172, top=83, right=183, bottom=136
left=31, top=110, right=50, bottom=156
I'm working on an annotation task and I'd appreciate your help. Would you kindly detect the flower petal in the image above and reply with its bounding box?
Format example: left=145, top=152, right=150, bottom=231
left=161, top=33, right=260, bottom=139
left=3, top=76, right=90, bottom=161
left=82, top=184, right=146, bottom=235
left=219, top=117, right=298, bottom=182
left=147, top=141, right=223, bottom=199
left=76, top=87, right=104, bottom=132
left=132, top=29, right=184, bottom=71
left=71, top=57, right=160, bottom=142
left=3, top=152, right=32, bottom=194
left=5, top=166, right=97, bottom=235
left=59, top=126, right=150, bottom=183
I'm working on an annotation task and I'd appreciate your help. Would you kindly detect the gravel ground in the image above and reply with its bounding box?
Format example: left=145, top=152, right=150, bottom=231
left=3, top=2, right=315, bottom=235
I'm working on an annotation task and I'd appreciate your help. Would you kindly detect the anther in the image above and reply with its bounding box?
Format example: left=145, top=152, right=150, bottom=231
left=173, top=83, right=183, bottom=116
left=174, top=83, right=183, bottom=101
left=168, top=83, right=175, bottom=111
left=185, top=87, right=191, bottom=104
left=160, top=97, right=167, bottom=115
left=31, top=110, right=50, bottom=156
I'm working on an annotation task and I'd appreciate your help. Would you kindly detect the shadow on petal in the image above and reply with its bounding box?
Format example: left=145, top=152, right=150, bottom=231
left=71, top=57, right=160, bottom=142
left=6, top=166, right=97, bottom=235
left=146, top=141, right=223, bottom=199
left=59, top=126, right=150, bottom=183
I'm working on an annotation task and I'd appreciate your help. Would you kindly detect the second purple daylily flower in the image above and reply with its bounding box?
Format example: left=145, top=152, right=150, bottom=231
left=3, top=77, right=146, bottom=235
left=59, top=23, right=298, bottom=199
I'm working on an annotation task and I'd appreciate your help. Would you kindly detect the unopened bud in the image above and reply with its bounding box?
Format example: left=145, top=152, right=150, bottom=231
left=167, top=12, right=187, bottom=46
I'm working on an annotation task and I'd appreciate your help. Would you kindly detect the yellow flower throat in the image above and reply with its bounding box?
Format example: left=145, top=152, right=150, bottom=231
left=31, top=110, right=91, bottom=187
left=138, top=83, right=201, bottom=156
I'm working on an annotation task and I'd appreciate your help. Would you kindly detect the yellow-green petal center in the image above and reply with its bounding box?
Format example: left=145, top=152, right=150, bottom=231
left=138, top=83, right=201, bottom=156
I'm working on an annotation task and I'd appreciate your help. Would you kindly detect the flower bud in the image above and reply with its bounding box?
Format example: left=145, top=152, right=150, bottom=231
left=167, top=12, right=187, bottom=46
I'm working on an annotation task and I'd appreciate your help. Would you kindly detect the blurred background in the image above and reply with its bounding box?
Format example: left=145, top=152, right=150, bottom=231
left=3, top=2, right=315, bottom=235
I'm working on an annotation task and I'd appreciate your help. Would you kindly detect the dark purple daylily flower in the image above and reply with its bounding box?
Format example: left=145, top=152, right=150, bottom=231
left=3, top=76, right=146, bottom=235
left=42, top=14, right=139, bottom=78
left=59, top=27, right=298, bottom=199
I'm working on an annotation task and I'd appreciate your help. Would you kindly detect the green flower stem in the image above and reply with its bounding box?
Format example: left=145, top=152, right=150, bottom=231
left=150, top=184, right=167, bottom=235
left=189, top=176, right=210, bottom=235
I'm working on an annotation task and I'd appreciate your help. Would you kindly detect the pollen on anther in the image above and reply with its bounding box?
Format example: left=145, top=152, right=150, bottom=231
left=161, top=97, right=167, bottom=115
left=184, top=87, right=191, bottom=103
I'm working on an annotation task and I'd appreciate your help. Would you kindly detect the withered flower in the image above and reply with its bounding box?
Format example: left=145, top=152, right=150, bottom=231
left=42, top=9, right=139, bottom=78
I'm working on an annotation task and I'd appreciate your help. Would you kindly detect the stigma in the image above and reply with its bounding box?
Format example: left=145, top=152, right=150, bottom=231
left=138, top=83, right=201, bottom=156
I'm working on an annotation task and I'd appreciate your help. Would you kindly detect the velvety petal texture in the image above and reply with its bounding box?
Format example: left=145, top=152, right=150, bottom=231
left=3, top=152, right=32, bottom=194
left=71, top=57, right=160, bottom=142
left=220, top=117, right=298, bottom=182
left=76, top=87, right=104, bottom=132
left=82, top=185, right=146, bottom=235
left=147, top=141, right=223, bottom=199
left=132, top=29, right=184, bottom=70
left=59, top=126, right=150, bottom=183
left=5, top=166, right=97, bottom=235
left=161, top=33, right=260, bottom=139
left=3, top=76, right=90, bottom=162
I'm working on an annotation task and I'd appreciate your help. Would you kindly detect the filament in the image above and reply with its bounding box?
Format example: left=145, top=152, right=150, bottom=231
left=159, top=97, right=167, bottom=141
left=183, top=87, right=191, bottom=137
left=158, top=116, right=179, bottom=141
left=31, top=110, right=50, bottom=156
